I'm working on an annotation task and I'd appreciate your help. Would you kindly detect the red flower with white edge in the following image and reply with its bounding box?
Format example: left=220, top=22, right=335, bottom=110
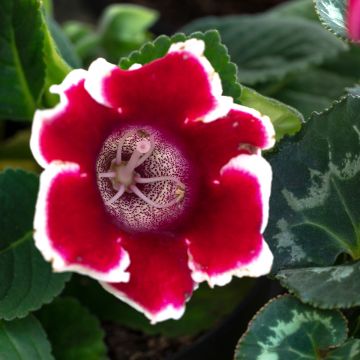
left=348, top=0, right=360, bottom=41
left=31, top=39, right=275, bottom=323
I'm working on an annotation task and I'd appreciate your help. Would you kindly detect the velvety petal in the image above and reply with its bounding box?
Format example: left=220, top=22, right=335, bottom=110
left=348, top=0, right=360, bottom=41
left=184, top=104, right=275, bottom=181
left=101, top=234, right=195, bottom=323
left=85, top=39, right=233, bottom=128
left=34, top=162, right=130, bottom=282
left=185, top=154, right=273, bottom=287
left=31, top=69, right=120, bottom=169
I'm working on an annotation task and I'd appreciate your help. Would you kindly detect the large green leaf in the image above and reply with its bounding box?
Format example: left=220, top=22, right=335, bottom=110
left=65, top=275, right=254, bottom=337
left=37, top=298, right=106, bottom=360
left=268, top=0, right=318, bottom=20
left=276, top=262, right=360, bottom=309
left=119, top=30, right=241, bottom=100
left=239, top=86, right=303, bottom=141
left=235, top=295, right=347, bottom=360
left=0, top=0, right=46, bottom=120
left=258, top=68, right=353, bottom=118
left=181, top=15, right=347, bottom=85
left=258, top=45, right=360, bottom=118
left=46, top=15, right=81, bottom=69
left=266, top=94, right=360, bottom=273
left=0, top=169, right=70, bottom=320
left=315, top=0, right=347, bottom=40
left=0, top=315, right=54, bottom=360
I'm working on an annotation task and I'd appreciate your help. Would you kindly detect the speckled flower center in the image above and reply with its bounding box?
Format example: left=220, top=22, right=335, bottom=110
left=97, top=126, right=196, bottom=232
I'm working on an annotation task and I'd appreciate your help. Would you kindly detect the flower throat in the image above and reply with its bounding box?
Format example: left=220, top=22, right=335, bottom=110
left=96, top=126, right=196, bottom=232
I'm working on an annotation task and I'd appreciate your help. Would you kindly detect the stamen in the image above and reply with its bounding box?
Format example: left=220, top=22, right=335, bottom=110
left=98, top=172, right=116, bottom=178
left=136, top=175, right=184, bottom=188
left=106, top=185, right=126, bottom=205
left=130, top=185, right=183, bottom=209
left=115, top=130, right=135, bottom=165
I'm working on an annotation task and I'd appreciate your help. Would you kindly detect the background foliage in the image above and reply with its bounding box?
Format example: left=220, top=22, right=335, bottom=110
left=1, top=0, right=360, bottom=359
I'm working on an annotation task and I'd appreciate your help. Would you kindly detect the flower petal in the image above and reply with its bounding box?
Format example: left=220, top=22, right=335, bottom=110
left=85, top=39, right=233, bottom=127
left=348, top=0, right=360, bottom=41
left=101, top=234, right=195, bottom=324
left=34, top=162, right=130, bottom=282
left=31, top=69, right=120, bottom=169
left=185, top=104, right=275, bottom=180
left=185, top=154, right=273, bottom=287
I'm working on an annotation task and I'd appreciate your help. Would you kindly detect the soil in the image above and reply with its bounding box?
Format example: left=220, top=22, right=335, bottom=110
left=104, top=323, right=196, bottom=360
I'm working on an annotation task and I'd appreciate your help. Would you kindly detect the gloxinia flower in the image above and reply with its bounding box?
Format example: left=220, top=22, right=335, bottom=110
left=348, top=0, right=360, bottom=41
left=31, top=39, right=275, bottom=323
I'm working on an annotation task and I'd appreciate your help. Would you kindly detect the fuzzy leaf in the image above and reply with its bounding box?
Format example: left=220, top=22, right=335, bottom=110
left=0, top=169, right=70, bottom=320
left=0, top=0, right=46, bottom=120
left=37, top=298, right=107, bottom=360
left=181, top=15, right=347, bottom=85
left=266, top=94, right=360, bottom=272
left=268, top=0, right=318, bottom=20
left=119, top=30, right=241, bottom=100
left=0, top=315, right=54, bottom=359
left=315, top=0, right=347, bottom=40
left=276, top=262, right=360, bottom=309
left=239, top=86, right=303, bottom=141
left=258, top=45, right=360, bottom=118
left=235, top=295, right=347, bottom=360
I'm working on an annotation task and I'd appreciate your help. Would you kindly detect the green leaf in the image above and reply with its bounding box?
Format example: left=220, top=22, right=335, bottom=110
left=99, top=4, right=158, bottom=63
left=63, top=21, right=100, bottom=66
left=181, top=15, right=347, bottom=85
left=0, top=0, right=46, bottom=120
left=257, top=45, right=360, bottom=118
left=0, top=130, right=39, bottom=172
left=266, top=94, right=360, bottom=273
left=258, top=68, right=352, bottom=118
left=276, top=262, right=360, bottom=309
left=315, top=0, right=347, bottom=40
left=0, top=315, right=54, bottom=359
left=326, top=339, right=360, bottom=359
left=65, top=275, right=254, bottom=337
left=46, top=16, right=81, bottom=69
left=235, top=295, right=347, bottom=360
left=239, top=86, right=303, bottom=141
left=0, top=169, right=70, bottom=320
left=42, top=0, right=53, bottom=16
left=119, top=30, right=241, bottom=100
left=37, top=297, right=107, bottom=360
left=268, top=0, right=318, bottom=21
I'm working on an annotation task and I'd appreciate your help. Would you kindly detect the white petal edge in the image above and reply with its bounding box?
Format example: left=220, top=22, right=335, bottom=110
left=34, top=161, right=130, bottom=283
left=30, top=69, right=88, bottom=168
left=188, top=241, right=273, bottom=288
left=84, top=58, right=118, bottom=108
left=187, top=153, right=273, bottom=287
left=100, top=282, right=189, bottom=324
left=169, top=38, right=234, bottom=123
left=231, top=103, right=276, bottom=150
